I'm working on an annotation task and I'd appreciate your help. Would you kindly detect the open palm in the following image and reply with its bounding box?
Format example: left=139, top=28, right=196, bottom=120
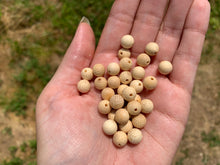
left=36, top=0, right=210, bottom=164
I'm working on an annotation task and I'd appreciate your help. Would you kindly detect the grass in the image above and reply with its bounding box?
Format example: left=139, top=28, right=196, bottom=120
left=201, top=129, right=220, bottom=147
left=1, top=127, right=12, bottom=136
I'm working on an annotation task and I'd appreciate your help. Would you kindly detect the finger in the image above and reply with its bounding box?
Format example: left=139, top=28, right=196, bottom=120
left=170, top=0, right=210, bottom=94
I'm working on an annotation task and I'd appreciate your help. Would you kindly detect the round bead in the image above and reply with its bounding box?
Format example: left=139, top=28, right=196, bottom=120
left=77, top=80, right=90, bottom=93
left=134, top=94, right=142, bottom=103
left=81, top=68, right=93, bottom=80
left=145, top=42, right=159, bottom=56
left=109, top=95, right=124, bottom=109
left=113, top=131, right=128, bottom=147
left=141, top=99, right=154, bottom=113
left=127, top=101, right=141, bottom=115
left=132, top=66, right=145, bottom=80
left=98, top=100, right=111, bottom=114
left=132, top=114, right=146, bottom=129
left=122, top=87, right=136, bottom=102
left=103, top=120, right=118, bottom=135
left=158, top=61, right=173, bottom=75
left=93, top=64, right=105, bottom=77
left=114, top=109, right=130, bottom=125
left=136, top=53, right=151, bottom=67
left=94, top=77, right=107, bottom=90
left=101, top=88, right=115, bottom=100
left=107, top=76, right=120, bottom=89
left=119, top=71, right=132, bottom=85
left=128, top=128, right=143, bottom=144
left=121, top=35, right=134, bottom=49
left=143, top=76, right=157, bottom=90
left=119, top=57, right=133, bottom=71
left=107, top=62, right=120, bottom=76
left=118, top=48, right=131, bottom=59
left=108, top=110, right=116, bottom=120
left=119, top=120, right=133, bottom=133
left=117, top=84, right=128, bottom=95
left=130, top=80, right=143, bottom=93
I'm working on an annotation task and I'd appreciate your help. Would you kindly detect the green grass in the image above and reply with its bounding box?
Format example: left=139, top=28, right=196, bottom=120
left=201, top=129, right=220, bottom=147
left=1, top=127, right=12, bottom=136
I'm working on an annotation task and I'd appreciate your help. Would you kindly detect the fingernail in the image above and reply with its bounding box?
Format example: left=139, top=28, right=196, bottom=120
left=80, top=16, right=90, bottom=26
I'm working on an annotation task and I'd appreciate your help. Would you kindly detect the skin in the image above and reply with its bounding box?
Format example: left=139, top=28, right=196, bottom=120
left=36, top=0, right=210, bottom=164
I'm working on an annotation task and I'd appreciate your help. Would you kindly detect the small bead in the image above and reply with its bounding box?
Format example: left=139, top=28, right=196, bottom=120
left=119, top=57, right=133, bottom=71
left=143, top=76, right=157, bottom=90
left=119, top=120, right=133, bottom=133
left=107, top=76, right=120, bottom=89
left=119, top=71, right=132, bottom=84
left=132, top=66, right=145, bottom=80
left=107, top=62, right=120, bottom=76
left=94, top=77, right=107, bottom=90
left=121, top=35, right=134, bottom=49
left=122, top=87, right=136, bottom=102
left=134, top=94, right=142, bottom=103
left=130, top=80, right=143, bottom=93
left=127, top=101, right=141, bottom=115
left=103, top=120, right=118, bottom=135
left=117, top=84, right=128, bottom=95
left=145, top=42, right=159, bottom=56
left=93, top=64, right=105, bottom=77
left=108, top=110, right=116, bottom=120
left=136, top=53, right=151, bottom=67
left=101, top=88, right=115, bottom=100
left=132, top=114, right=146, bottom=129
left=118, top=48, right=131, bottom=59
left=158, top=61, right=173, bottom=75
left=77, top=80, right=90, bottom=93
left=109, top=95, right=124, bottom=109
left=128, top=128, right=143, bottom=144
left=141, top=99, right=154, bottom=113
left=98, top=100, right=111, bottom=114
left=113, top=131, right=128, bottom=147
left=114, top=109, right=130, bottom=125
left=81, top=68, right=93, bottom=80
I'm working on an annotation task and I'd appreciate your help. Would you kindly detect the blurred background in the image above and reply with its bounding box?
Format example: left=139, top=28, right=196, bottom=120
left=0, top=0, right=219, bottom=164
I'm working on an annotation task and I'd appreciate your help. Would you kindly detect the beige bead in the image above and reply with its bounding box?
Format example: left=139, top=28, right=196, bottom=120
left=107, top=76, right=120, bottom=89
left=114, top=109, right=130, bottom=125
left=122, top=87, right=136, bottom=102
left=132, top=114, right=146, bottom=129
left=109, top=94, right=124, bottom=109
left=77, top=80, right=90, bottom=93
left=103, top=120, right=118, bottom=135
left=119, top=57, right=133, bottom=71
left=121, top=35, right=134, bottom=49
left=108, top=110, right=116, bottom=120
left=134, top=94, right=142, bottom=103
left=130, top=80, right=143, bottom=93
left=137, top=53, right=151, bottom=67
left=113, top=131, right=128, bottom=147
left=118, top=48, right=131, bottom=59
left=98, top=100, right=111, bottom=114
left=145, top=42, right=159, bottom=56
left=143, top=76, right=157, bottom=90
left=132, top=66, right=145, bottom=80
left=119, top=71, right=132, bottom=85
left=117, top=84, right=128, bottom=95
left=158, top=61, right=173, bottom=75
left=81, top=68, right=93, bottom=80
left=101, top=88, right=115, bottom=100
left=93, top=64, right=105, bottom=77
left=128, top=128, right=143, bottom=144
left=107, top=62, right=120, bottom=76
left=127, top=101, right=141, bottom=115
left=94, top=77, right=107, bottom=90
left=119, top=120, right=133, bottom=133
left=141, top=99, right=154, bottom=113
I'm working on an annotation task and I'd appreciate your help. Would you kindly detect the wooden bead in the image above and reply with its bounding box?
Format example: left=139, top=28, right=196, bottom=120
left=117, top=84, right=128, bottom=95
left=128, top=128, right=143, bottom=144
left=145, top=42, right=159, bottom=56
left=132, top=114, right=146, bottom=129
left=93, top=64, right=105, bottom=77
left=77, top=80, right=90, bottom=93
left=113, top=131, right=128, bottom=147
left=101, top=88, right=115, bottom=100
left=118, top=48, right=131, bottom=59
left=94, top=77, right=107, bottom=90
left=143, top=76, right=157, bottom=90
left=141, top=99, right=154, bottom=113
left=107, top=62, right=120, bottom=76
left=132, top=66, right=145, bottom=80
left=109, top=94, right=124, bottom=109
left=130, top=80, right=143, bottom=93
left=107, top=76, right=120, bottom=89
left=158, top=61, right=173, bottom=75
left=108, top=110, right=116, bottom=120
left=122, top=87, right=136, bottom=102
left=127, top=101, right=141, bottom=115
left=81, top=68, right=93, bottom=80
left=121, top=35, right=134, bottom=49
left=114, top=109, right=130, bottom=125
left=134, top=94, right=141, bottom=103
left=119, top=71, right=132, bottom=85
left=98, top=100, right=111, bottom=114
left=119, top=120, right=133, bottom=133
left=103, top=119, right=118, bottom=135
left=119, top=57, right=133, bottom=71
left=137, top=53, right=151, bottom=67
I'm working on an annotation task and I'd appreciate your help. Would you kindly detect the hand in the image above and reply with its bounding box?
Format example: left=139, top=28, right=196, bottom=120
left=36, top=0, right=210, bottom=164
